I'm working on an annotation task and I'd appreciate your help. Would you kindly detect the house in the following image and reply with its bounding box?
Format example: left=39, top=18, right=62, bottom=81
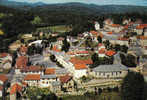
left=105, top=24, right=123, bottom=33
left=74, top=64, right=88, bottom=79
left=19, top=45, right=28, bottom=56
left=92, top=64, right=128, bottom=79
left=98, top=48, right=106, bottom=57
left=122, top=19, right=131, bottom=25
left=24, top=74, right=40, bottom=87
left=60, top=75, right=74, bottom=92
left=105, top=50, right=116, bottom=57
left=50, top=81, right=61, bottom=93
left=15, top=56, right=28, bottom=74
left=135, top=24, right=147, bottom=35
left=21, top=66, right=44, bottom=75
left=0, top=86, right=2, bottom=97
left=55, top=68, right=69, bottom=76
left=1, top=60, right=12, bottom=69
left=0, top=74, right=8, bottom=85
left=94, top=21, right=100, bottom=31
left=0, top=53, right=12, bottom=61
left=104, top=18, right=113, bottom=25
left=45, top=68, right=55, bottom=75
left=40, top=75, right=57, bottom=88
left=10, top=83, right=22, bottom=100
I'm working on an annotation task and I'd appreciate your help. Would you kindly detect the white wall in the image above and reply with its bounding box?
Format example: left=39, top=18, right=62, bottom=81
left=74, top=69, right=87, bottom=79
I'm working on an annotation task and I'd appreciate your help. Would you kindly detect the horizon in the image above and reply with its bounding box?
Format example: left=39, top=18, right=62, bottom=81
left=7, top=0, right=147, bottom=6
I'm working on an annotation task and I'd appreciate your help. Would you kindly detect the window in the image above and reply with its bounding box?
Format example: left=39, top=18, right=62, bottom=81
left=112, top=72, right=113, bottom=76
left=120, top=71, right=122, bottom=74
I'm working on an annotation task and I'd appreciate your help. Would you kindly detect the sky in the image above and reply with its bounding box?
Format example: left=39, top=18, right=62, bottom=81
left=8, top=0, right=147, bottom=6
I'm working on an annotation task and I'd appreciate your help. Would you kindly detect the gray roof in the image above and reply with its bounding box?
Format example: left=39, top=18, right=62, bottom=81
left=51, top=81, right=61, bottom=86
left=55, top=68, right=68, bottom=74
left=40, top=75, right=56, bottom=79
left=93, top=64, right=128, bottom=72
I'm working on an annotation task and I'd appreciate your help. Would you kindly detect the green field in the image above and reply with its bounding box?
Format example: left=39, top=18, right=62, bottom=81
left=37, top=25, right=72, bottom=33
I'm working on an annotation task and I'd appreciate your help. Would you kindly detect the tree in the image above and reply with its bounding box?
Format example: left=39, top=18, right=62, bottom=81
left=50, top=55, right=56, bottom=62
left=120, top=45, right=128, bottom=53
left=121, top=72, right=145, bottom=100
left=61, top=37, right=70, bottom=52
left=91, top=53, right=99, bottom=63
left=31, top=16, right=42, bottom=25
left=97, top=36, right=102, bottom=43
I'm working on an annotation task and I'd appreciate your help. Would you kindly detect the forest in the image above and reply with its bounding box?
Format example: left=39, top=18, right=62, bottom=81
left=1, top=4, right=147, bottom=51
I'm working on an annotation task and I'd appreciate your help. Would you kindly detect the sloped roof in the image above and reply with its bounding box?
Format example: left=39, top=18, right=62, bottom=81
left=99, top=48, right=106, bottom=54
left=21, top=66, right=42, bottom=72
left=24, top=74, right=40, bottom=80
left=70, top=57, right=93, bottom=65
left=10, top=83, right=22, bottom=95
left=74, top=64, right=87, bottom=70
left=59, top=75, right=72, bottom=83
left=45, top=68, right=55, bottom=75
left=0, top=74, right=8, bottom=82
left=16, top=56, right=28, bottom=69
left=0, top=86, right=3, bottom=91
left=93, top=64, right=128, bottom=72
left=0, top=53, right=8, bottom=58
left=40, top=75, right=56, bottom=79
left=105, top=50, right=116, bottom=56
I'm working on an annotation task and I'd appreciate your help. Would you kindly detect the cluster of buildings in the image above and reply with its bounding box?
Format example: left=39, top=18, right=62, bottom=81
left=0, top=17, right=147, bottom=99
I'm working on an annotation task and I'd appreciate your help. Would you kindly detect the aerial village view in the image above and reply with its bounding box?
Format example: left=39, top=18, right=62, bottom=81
left=0, top=0, right=147, bottom=100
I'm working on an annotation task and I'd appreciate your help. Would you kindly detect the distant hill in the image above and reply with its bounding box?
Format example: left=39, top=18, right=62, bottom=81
left=0, top=1, right=147, bottom=14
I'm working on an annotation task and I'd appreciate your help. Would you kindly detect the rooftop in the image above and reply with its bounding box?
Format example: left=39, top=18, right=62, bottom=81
left=74, top=64, right=87, bottom=70
left=24, top=74, right=40, bottom=80
left=93, top=64, right=128, bottom=72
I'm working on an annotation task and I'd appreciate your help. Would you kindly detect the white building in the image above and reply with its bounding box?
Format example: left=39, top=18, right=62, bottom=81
left=92, top=64, right=128, bottom=79
left=40, top=75, right=58, bottom=88
left=95, top=21, right=100, bottom=31
left=74, top=64, right=88, bottom=79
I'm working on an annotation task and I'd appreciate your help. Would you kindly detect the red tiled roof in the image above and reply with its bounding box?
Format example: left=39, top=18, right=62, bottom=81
left=16, top=56, right=28, bottom=69
left=74, top=64, right=87, bottom=70
left=22, top=81, right=27, bottom=86
left=45, top=68, right=55, bottom=75
left=90, top=31, right=98, bottom=36
left=52, top=46, right=60, bottom=52
left=105, top=50, right=116, bottom=56
left=21, top=66, right=42, bottom=72
left=98, top=43, right=103, bottom=47
left=24, top=74, right=40, bottom=80
left=20, top=45, right=27, bottom=53
left=111, top=24, right=120, bottom=27
left=10, top=83, right=22, bottom=95
left=99, top=48, right=106, bottom=54
left=59, top=75, right=72, bottom=83
left=0, top=74, right=8, bottom=82
left=0, top=86, right=3, bottom=91
left=107, top=32, right=113, bottom=34
left=76, top=51, right=89, bottom=54
left=137, top=36, right=147, bottom=40
left=70, top=57, right=93, bottom=65
left=0, top=53, right=8, bottom=58
left=136, top=24, right=147, bottom=29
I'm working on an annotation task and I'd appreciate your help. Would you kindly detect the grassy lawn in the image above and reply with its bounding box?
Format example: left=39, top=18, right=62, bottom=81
left=62, top=92, right=121, bottom=100
left=37, top=25, right=72, bottom=33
